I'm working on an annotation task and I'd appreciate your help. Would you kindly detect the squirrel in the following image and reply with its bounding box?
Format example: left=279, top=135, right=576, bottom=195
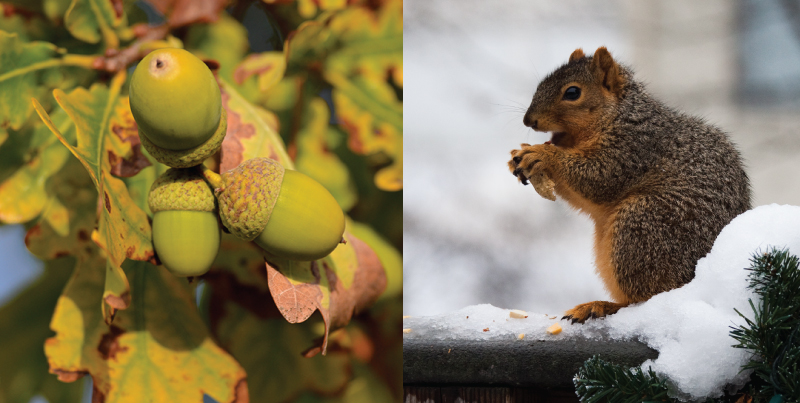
left=508, top=47, right=751, bottom=323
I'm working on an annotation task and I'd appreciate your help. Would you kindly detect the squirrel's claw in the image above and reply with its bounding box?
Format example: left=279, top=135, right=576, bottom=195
left=561, top=314, right=584, bottom=324
left=563, top=301, right=628, bottom=324
left=513, top=168, right=528, bottom=184
left=508, top=155, right=529, bottom=185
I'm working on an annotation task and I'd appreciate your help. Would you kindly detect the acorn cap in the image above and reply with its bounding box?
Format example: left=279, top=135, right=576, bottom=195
left=139, top=107, right=228, bottom=169
left=216, top=158, right=284, bottom=241
left=148, top=168, right=216, bottom=213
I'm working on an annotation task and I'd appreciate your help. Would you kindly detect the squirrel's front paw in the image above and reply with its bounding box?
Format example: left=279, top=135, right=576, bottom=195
left=562, top=301, right=628, bottom=324
left=508, top=143, right=533, bottom=185
left=509, top=144, right=556, bottom=201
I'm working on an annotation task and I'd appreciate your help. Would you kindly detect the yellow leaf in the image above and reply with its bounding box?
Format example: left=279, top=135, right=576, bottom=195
left=42, top=196, right=70, bottom=237
left=234, top=52, right=287, bottom=93
left=0, top=108, right=73, bottom=225
left=0, top=258, right=84, bottom=403
left=24, top=159, right=98, bottom=262
left=32, top=72, right=155, bottom=320
left=219, top=78, right=292, bottom=173
left=64, top=0, right=122, bottom=47
left=46, top=258, right=248, bottom=403
left=284, top=0, right=403, bottom=191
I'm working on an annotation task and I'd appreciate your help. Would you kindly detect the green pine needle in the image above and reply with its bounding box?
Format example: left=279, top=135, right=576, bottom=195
left=574, top=355, right=671, bottom=403
left=730, top=247, right=800, bottom=402
left=574, top=247, right=800, bottom=403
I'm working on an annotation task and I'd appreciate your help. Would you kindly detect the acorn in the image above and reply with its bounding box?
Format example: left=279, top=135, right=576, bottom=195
left=129, top=48, right=227, bottom=168
left=148, top=168, right=220, bottom=276
left=202, top=158, right=346, bottom=261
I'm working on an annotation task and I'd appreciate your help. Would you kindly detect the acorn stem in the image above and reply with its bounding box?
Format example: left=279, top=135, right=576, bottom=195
left=197, top=164, right=223, bottom=189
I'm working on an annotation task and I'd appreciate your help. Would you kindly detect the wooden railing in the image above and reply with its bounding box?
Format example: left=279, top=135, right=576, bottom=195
left=403, top=323, right=658, bottom=403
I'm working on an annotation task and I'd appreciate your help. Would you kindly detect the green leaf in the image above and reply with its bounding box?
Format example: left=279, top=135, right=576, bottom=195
left=45, top=257, right=248, bottom=403
left=294, top=97, right=357, bottom=211
left=338, top=361, right=396, bottom=403
left=285, top=0, right=403, bottom=191
left=32, top=72, right=155, bottom=320
left=64, top=0, right=123, bottom=46
left=285, top=21, right=336, bottom=74
left=233, top=51, right=286, bottom=94
left=0, top=257, right=84, bottom=403
left=43, top=0, right=75, bottom=22
left=41, top=195, right=71, bottom=237
left=185, top=13, right=254, bottom=97
left=329, top=73, right=402, bottom=191
left=210, top=232, right=272, bottom=291
left=24, top=158, right=99, bottom=261
left=0, top=31, right=61, bottom=130
left=120, top=161, right=167, bottom=216
left=212, top=298, right=350, bottom=402
left=0, top=107, right=74, bottom=226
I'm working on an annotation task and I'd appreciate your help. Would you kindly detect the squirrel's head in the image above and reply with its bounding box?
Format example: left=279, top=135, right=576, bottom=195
left=523, top=47, right=626, bottom=147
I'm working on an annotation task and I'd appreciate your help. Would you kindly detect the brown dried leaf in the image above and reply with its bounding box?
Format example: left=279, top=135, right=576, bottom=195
left=145, top=0, right=228, bottom=28
left=266, top=231, right=387, bottom=354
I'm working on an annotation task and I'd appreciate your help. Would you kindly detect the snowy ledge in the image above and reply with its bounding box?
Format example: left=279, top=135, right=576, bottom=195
left=404, top=205, right=800, bottom=401
left=403, top=323, right=657, bottom=388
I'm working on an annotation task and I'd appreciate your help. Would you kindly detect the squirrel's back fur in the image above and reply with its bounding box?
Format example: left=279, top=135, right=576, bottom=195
left=509, top=47, right=751, bottom=322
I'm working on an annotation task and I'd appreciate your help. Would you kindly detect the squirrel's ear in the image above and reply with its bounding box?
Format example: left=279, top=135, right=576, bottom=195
left=591, top=47, right=624, bottom=96
left=569, top=48, right=585, bottom=63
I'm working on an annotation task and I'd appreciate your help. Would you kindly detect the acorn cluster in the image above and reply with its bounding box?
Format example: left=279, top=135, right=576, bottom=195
left=133, top=48, right=345, bottom=277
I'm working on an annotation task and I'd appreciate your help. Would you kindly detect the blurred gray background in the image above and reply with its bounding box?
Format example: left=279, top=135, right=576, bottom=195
left=403, top=0, right=800, bottom=317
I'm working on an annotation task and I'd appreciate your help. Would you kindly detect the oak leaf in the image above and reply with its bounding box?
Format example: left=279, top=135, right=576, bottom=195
left=0, top=258, right=84, bottom=403
left=33, top=71, right=154, bottom=321
left=46, top=258, right=248, bottom=403
left=145, top=0, right=228, bottom=28
left=266, top=227, right=386, bottom=355
left=285, top=0, right=403, bottom=191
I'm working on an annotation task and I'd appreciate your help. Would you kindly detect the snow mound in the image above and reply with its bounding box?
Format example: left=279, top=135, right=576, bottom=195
left=403, top=204, right=800, bottom=400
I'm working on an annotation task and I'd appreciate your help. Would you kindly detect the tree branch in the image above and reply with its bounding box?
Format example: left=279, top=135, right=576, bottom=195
left=92, top=24, right=171, bottom=73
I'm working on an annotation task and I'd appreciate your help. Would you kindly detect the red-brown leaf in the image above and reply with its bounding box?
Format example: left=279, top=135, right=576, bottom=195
left=145, top=0, right=228, bottom=28
left=265, top=232, right=387, bottom=354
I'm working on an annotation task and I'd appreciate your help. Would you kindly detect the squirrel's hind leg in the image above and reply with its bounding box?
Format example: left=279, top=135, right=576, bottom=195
left=562, top=301, right=629, bottom=324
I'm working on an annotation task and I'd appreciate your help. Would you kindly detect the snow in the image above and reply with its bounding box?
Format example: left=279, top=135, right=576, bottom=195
left=403, top=204, right=800, bottom=401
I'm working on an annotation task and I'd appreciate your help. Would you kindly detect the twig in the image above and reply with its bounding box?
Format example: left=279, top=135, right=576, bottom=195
left=197, top=164, right=223, bottom=190
left=92, top=23, right=171, bottom=73
left=0, top=54, right=97, bottom=83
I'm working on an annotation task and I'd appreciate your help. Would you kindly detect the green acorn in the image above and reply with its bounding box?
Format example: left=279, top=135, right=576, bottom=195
left=203, top=158, right=345, bottom=261
left=130, top=48, right=227, bottom=168
left=148, top=168, right=220, bottom=276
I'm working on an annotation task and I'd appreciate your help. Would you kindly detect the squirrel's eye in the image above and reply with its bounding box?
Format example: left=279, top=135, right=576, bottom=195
left=563, top=86, right=581, bottom=101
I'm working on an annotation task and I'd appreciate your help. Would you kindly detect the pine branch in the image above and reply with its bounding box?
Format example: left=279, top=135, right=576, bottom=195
left=730, top=248, right=800, bottom=402
left=574, top=355, right=673, bottom=403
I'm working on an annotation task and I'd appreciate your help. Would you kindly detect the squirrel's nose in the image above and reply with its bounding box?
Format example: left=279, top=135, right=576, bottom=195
left=523, top=115, right=538, bottom=129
